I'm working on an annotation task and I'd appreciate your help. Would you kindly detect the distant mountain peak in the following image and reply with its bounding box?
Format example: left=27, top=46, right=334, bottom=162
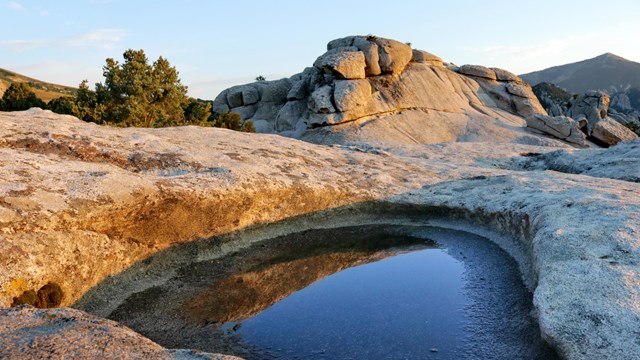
left=597, top=52, right=627, bottom=61
left=520, top=53, right=640, bottom=93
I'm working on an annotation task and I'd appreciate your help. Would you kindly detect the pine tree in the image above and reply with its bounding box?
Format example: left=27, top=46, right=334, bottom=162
left=94, top=49, right=188, bottom=127
left=0, top=83, right=46, bottom=111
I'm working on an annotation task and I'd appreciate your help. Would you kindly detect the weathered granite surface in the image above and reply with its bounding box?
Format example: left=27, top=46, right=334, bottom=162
left=0, top=106, right=638, bottom=360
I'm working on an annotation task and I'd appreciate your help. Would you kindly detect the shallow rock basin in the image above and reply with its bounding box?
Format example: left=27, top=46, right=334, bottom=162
left=101, top=225, right=558, bottom=359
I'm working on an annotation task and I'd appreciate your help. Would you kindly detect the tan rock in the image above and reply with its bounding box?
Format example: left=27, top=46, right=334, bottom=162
left=333, top=79, right=372, bottom=112
left=353, top=37, right=382, bottom=76
left=591, top=117, right=638, bottom=145
left=313, top=49, right=366, bottom=80
left=411, top=50, right=443, bottom=65
left=506, top=82, right=532, bottom=98
left=490, top=67, right=522, bottom=82
left=459, top=64, right=498, bottom=81
left=526, top=114, right=587, bottom=145
left=0, top=306, right=237, bottom=359
left=375, top=38, right=413, bottom=74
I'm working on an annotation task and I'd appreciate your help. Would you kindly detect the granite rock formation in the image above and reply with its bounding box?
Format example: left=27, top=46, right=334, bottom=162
left=213, top=36, right=560, bottom=146
left=0, top=305, right=237, bottom=359
left=0, top=109, right=639, bottom=359
left=532, top=83, right=638, bottom=146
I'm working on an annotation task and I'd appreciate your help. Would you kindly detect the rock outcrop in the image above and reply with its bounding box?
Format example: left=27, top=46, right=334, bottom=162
left=0, top=305, right=237, bottom=359
left=532, top=83, right=638, bottom=146
left=213, top=36, right=559, bottom=146
left=0, top=109, right=639, bottom=359
left=526, top=115, right=587, bottom=145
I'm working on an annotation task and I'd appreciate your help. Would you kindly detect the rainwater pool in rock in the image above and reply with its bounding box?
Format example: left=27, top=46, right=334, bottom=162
left=109, top=225, right=558, bottom=359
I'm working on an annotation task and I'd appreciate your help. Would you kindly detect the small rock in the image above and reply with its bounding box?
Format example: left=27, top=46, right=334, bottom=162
left=459, top=64, right=497, bottom=81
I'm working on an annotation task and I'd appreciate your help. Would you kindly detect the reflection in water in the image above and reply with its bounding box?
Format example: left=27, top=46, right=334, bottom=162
left=183, top=231, right=430, bottom=326
left=108, top=225, right=558, bottom=359
left=235, top=249, right=468, bottom=359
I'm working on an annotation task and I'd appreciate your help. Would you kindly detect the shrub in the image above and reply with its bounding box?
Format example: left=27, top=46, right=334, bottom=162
left=0, top=83, right=46, bottom=111
left=210, top=112, right=256, bottom=133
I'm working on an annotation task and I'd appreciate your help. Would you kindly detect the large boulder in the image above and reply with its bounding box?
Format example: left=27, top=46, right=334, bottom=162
left=566, top=91, right=610, bottom=130
left=333, top=79, right=372, bottom=112
left=459, top=65, right=497, bottom=81
left=411, top=50, right=443, bottom=65
left=374, top=38, right=413, bottom=74
left=526, top=114, right=587, bottom=145
left=308, top=85, right=335, bottom=114
left=313, top=48, right=366, bottom=80
left=353, top=37, right=382, bottom=76
left=491, top=67, right=522, bottom=82
left=591, top=117, right=638, bottom=145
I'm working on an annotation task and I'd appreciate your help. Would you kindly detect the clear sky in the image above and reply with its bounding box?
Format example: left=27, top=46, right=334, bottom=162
left=2, top=0, right=640, bottom=99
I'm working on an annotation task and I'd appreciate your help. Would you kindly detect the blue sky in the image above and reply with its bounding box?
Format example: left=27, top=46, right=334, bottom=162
left=2, top=0, right=640, bottom=99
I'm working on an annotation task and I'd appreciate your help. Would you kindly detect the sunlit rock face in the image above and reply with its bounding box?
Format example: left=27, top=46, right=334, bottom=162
left=0, top=306, right=239, bottom=359
left=213, top=35, right=558, bottom=146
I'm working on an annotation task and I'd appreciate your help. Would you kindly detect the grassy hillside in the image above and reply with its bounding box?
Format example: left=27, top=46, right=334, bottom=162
left=0, top=68, right=77, bottom=102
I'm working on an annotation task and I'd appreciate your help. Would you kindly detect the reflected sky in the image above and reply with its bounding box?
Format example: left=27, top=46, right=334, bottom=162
left=236, top=249, right=467, bottom=359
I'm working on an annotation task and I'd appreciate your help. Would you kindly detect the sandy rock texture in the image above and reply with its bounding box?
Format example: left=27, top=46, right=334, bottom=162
left=213, top=36, right=562, bottom=146
left=0, top=305, right=237, bottom=359
left=0, top=108, right=638, bottom=360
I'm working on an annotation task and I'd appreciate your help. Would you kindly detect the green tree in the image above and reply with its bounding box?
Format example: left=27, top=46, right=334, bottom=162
left=0, top=83, right=46, bottom=111
left=47, top=96, right=78, bottom=115
left=94, top=49, right=188, bottom=127
left=183, top=98, right=212, bottom=124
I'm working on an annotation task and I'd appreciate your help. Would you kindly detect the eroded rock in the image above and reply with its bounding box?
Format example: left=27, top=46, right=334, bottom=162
left=526, top=114, right=587, bottom=145
left=412, top=50, right=443, bottom=65
left=0, top=306, right=236, bottom=359
left=308, top=85, right=335, bottom=114
left=459, top=64, right=497, bottom=81
left=374, top=38, right=413, bottom=74
left=0, top=110, right=639, bottom=359
left=591, top=117, right=638, bottom=145
left=313, top=48, right=366, bottom=80
left=333, top=79, right=372, bottom=112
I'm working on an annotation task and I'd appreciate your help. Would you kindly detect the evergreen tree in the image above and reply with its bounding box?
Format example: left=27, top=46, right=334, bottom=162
left=47, top=96, right=78, bottom=115
left=94, top=49, right=188, bottom=127
left=0, top=83, right=46, bottom=111
left=183, top=98, right=212, bottom=124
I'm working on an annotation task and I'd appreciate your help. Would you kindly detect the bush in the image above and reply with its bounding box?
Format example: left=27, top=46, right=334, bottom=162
left=210, top=112, right=256, bottom=132
left=47, top=96, right=78, bottom=116
left=183, top=98, right=212, bottom=124
left=0, top=83, right=46, bottom=111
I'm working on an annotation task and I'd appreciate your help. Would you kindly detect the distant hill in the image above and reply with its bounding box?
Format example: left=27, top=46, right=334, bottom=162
left=0, top=68, right=76, bottom=102
left=520, top=53, right=640, bottom=94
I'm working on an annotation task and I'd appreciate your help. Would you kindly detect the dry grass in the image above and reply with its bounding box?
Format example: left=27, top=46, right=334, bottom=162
left=0, top=68, right=76, bottom=103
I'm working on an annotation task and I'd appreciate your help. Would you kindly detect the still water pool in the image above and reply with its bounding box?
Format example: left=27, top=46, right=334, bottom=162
left=233, top=248, right=467, bottom=359
left=108, top=225, right=558, bottom=359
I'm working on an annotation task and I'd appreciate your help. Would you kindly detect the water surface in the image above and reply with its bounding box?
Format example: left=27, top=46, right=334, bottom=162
left=108, top=225, right=558, bottom=359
